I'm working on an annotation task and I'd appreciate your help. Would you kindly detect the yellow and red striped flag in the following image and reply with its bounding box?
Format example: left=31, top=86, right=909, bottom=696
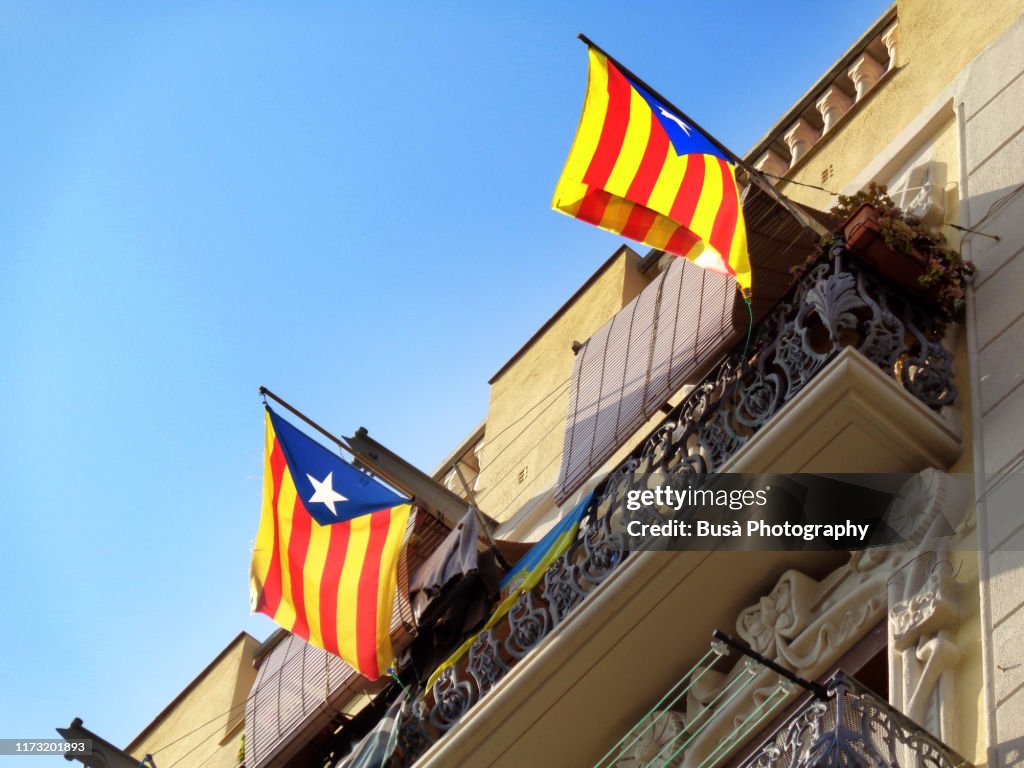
left=250, top=408, right=411, bottom=680
left=553, top=46, right=751, bottom=296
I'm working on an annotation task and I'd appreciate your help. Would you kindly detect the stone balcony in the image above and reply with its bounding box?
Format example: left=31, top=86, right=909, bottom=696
left=392, top=243, right=964, bottom=768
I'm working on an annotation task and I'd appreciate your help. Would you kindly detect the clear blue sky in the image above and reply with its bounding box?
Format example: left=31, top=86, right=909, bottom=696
left=1, top=1, right=891, bottom=763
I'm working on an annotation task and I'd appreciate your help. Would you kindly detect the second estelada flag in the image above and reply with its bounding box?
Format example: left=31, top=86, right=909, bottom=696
left=250, top=407, right=411, bottom=680
left=553, top=46, right=752, bottom=296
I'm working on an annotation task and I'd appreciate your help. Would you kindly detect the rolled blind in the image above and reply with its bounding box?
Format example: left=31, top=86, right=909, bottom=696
left=555, top=257, right=737, bottom=503
left=554, top=184, right=830, bottom=504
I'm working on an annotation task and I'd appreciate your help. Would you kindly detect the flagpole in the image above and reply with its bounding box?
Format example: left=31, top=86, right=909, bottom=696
left=258, top=386, right=357, bottom=457
left=260, top=386, right=457, bottom=532
left=576, top=34, right=828, bottom=239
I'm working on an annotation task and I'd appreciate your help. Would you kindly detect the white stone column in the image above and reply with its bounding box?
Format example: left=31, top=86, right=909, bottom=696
left=848, top=52, right=886, bottom=101
left=783, top=118, right=819, bottom=166
left=815, top=86, right=854, bottom=133
left=882, top=21, right=900, bottom=71
left=753, top=149, right=788, bottom=178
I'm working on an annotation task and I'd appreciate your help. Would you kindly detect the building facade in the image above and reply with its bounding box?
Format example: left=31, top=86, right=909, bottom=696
left=69, top=3, right=1024, bottom=767
left=390, top=2, right=1024, bottom=766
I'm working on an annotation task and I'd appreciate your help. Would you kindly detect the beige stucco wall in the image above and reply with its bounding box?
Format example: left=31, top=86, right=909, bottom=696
left=760, top=5, right=1024, bottom=764
left=127, top=633, right=259, bottom=768
left=768, top=8, right=1024, bottom=765
left=957, top=14, right=1024, bottom=768
left=778, top=0, right=1024, bottom=213
left=476, top=248, right=650, bottom=524
left=466, top=4, right=1019, bottom=764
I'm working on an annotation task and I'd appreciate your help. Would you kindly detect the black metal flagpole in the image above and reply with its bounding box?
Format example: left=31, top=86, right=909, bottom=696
left=713, top=629, right=830, bottom=700
left=259, top=386, right=461, bottom=532
left=576, top=34, right=828, bottom=240
left=259, top=385, right=356, bottom=457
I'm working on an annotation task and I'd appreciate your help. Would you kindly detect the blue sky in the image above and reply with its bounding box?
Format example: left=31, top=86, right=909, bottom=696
left=0, top=1, right=891, bottom=762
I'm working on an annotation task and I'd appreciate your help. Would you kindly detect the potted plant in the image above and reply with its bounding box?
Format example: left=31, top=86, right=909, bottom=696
left=793, top=182, right=974, bottom=320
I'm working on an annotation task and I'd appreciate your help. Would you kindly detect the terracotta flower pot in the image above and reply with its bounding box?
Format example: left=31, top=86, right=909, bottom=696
left=843, top=203, right=930, bottom=297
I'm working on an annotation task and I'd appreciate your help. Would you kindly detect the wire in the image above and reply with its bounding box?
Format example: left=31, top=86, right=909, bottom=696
left=473, top=416, right=568, bottom=508
left=143, top=384, right=581, bottom=764
left=474, top=376, right=572, bottom=453
left=757, top=171, right=839, bottom=196
left=474, top=380, right=571, bottom=471
left=647, top=663, right=759, bottom=768
left=145, top=631, right=348, bottom=760
left=479, top=449, right=564, bottom=525
left=593, top=647, right=721, bottom=768
left=727, top=297, right=756, bottom=404
left=741, top=298, right=754, bottom=365
left=165, top=728, right=229, bottom=768
left=147, top=698, right=248, bottom=757
left=693, top=682, right=790, bottom=768
left=970, top=181, right=1024, bottom=230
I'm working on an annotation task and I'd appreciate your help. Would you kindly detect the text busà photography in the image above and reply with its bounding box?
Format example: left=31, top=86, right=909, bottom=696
left=5, top=2, right=1024, bottom=768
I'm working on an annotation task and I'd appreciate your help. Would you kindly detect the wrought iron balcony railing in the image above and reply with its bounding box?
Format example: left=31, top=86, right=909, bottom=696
left=393, top=245, right=959, bottom=766
left=738, top=673, right=969, bottom=768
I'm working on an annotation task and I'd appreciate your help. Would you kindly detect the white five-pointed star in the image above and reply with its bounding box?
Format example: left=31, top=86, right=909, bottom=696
left=307, top=472, right=348, bottom=516
left=658, top=106, right=692, bottom=136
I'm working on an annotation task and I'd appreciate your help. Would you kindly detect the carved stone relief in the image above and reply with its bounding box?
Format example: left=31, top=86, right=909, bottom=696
left=608, top=469, right=970, bottom=768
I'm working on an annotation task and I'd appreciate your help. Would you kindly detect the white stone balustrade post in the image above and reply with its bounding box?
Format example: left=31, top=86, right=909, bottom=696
left=815, top=86, right=854, bottom=133
left=848, top=52, right=886, bottom=101
left=882, top=21, right=900, bottom=70
left=783, top=118, right=820, bottom=166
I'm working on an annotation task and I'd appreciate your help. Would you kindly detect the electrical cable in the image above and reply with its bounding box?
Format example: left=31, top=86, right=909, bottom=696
left=472, top=416, right=568, bottom=507
left=472, top=381, right=571, bottom=475
left=757, top=172, right=839, bottom=196
left=147, top=698, right=249, bottom=758
left=145, top=635, right=349, bottom=760
left=474, top=376, right=572, bottom=453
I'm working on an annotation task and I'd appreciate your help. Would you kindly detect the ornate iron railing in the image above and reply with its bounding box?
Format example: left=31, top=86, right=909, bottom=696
left=739, top=673, right=969, bottom=768
left=392, top=246, right=958, bottom=766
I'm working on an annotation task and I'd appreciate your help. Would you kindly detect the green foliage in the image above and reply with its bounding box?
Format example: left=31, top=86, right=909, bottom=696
left=791, top=182, right=974, bottom=320
left=830, top=180, right=896, bottom=220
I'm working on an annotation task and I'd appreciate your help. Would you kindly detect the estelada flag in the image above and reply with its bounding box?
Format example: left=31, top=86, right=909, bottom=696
left=553, top=46, right=752, bottom=296
left=250, top=407, right=411, bottom=680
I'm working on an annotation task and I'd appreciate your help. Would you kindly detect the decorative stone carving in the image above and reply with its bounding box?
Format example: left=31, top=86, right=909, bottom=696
left=658, top=471, right=968, bottom=768
left=399, top=256, right=963, bottom=765
left=815, top=86, right=854, bottom=133
left=736, top=571, right=818, bottom=658
left=887, top=469, right=970, bottom=552
left=890, top=565, right=959, bottom=648
left=887, top=470, right=971, bottom=748
left=848, top=52, right=886, bottom=101
left=783, top=118, right=820, bottom=166
left=665, top=552, right=895, bottom=768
